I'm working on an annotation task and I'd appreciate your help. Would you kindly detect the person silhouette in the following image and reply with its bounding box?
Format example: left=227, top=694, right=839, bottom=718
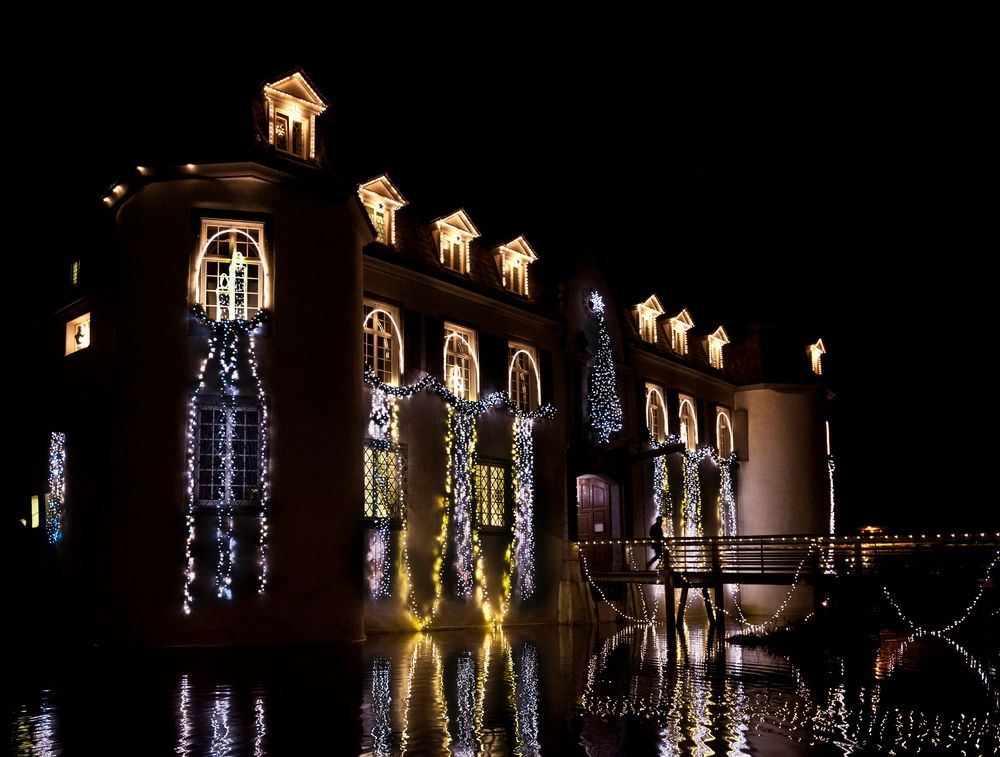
left=647, top=515, right=665, bottom=569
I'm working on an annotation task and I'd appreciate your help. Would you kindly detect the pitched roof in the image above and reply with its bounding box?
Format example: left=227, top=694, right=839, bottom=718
left=263, top=69, right=329, bottom=110
left=359, top=174, right=409, bottom=207
left=432, top=209, right=481, bottom=238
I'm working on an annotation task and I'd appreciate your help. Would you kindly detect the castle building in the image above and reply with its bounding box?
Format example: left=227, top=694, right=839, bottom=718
left=23, top=70, right=832, bottom=644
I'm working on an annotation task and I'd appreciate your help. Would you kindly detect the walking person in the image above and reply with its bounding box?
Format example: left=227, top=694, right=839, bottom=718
left=646, top=515, right=665, bottom=569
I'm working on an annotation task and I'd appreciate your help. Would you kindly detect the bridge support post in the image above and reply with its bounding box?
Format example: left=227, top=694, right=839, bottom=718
left=663, top=559, right=675, bottom=635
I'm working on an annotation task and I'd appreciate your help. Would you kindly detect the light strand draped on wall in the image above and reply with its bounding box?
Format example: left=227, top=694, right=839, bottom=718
left=183, top=306, right=270, bottom=615
left=364, top=367, right=555, bottom=628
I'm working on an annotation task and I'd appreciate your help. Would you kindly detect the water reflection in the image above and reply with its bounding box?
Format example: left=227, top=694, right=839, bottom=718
left=6, top=623, right=998, bottom=754
left=11, top=689, right=57, bottom=757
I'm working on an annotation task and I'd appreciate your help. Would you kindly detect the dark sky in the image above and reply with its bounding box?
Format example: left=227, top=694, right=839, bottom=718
left=24, top=37, right=994, bottom=531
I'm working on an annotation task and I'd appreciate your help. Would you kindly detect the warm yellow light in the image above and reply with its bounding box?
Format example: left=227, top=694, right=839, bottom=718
left=30, top=495, right=40, bottom=529
left=65, top=312, right=92, bottom=355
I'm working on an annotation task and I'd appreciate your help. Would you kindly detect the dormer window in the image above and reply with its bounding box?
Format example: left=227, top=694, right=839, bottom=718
left=433, top=210, right=481, bottom=274
left=634, top=294, right=665, bottom=344
left=706, top=326, right=730, bottom=370
left=358, top=174, right=408, bottom=246
left=493, top=236, right=538, bottom=296
left=667, top=308, right=694, bottom=356
left=807, top=338, right=826, bottom=375
left=262, top=71, right=328, bottom=161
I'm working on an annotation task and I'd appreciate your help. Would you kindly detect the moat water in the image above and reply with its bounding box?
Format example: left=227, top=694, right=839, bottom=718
left=7, top=622, right=998, bottom=755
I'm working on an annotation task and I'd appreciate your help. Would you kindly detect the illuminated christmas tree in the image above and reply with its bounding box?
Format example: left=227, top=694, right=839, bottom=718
left=587, top=291, right=623, bottom=444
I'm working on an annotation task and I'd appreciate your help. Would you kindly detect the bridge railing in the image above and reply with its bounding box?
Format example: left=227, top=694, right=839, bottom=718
left=577, top=533, right=1000, bottom=578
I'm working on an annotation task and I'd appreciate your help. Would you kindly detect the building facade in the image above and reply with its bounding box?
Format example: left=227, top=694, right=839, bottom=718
left=22, top=71, right=832, bottom=645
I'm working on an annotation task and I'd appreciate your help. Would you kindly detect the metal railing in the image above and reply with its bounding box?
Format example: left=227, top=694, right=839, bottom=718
left=577, top=532, right=1000, bottom=580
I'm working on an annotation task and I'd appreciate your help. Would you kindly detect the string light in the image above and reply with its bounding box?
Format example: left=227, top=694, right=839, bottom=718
left=578, top=549, right=657, bottom=625
left=182, top=306, right=270, bottom=614
left=713, top=454, right=737, bottom=538
left=46, top=432, right=66, bottom=544
left=827, top=456, right=836, bottom=536
left=512, top=415, right=536, bottom=600
left=882, top=548, right=1000, bottom=635
left=651, top=437, right=681, bottom=537
left=586, top=291, right=623, bottom=444
left=364, top=367, right=555, bottom=629
left=681, top=449, right=708, bottom=537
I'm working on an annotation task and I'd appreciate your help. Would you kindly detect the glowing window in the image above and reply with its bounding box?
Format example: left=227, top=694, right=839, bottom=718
left=30, top=495, right=40, bottom=529
left=71, top=259, right=81, bottom=287
left=197, top=220, right=265, bottom=322
left=434, top=210, right=480, bottom=275
left=363, top=442, right=407, bottom=520
left=444, top=323, right=478, bottom=400
left=358, top=175, right=408, bottom=247
left=363, top=301, right=403, bottom=385
left=634, top=295, right=664, bottom=345
left=494, top=237, right=538, bottom=297
left=716, top=409, right=733, bottom=457
left=679, top=395, right=698, bottom=451
left=509, top=343, right=541, bottom=412
left=193, top=400, right=264, bottom=508
left=645, top=384, right=667, bottom=443
left=65, top=313, right=91, bottom=355
left=443, top=236, right=467, bottom=273
left=707, top=326, right=730, bottom=370
left=475, top=462, right=506, bottom=528
left=668, top=308, right=694, bottom=356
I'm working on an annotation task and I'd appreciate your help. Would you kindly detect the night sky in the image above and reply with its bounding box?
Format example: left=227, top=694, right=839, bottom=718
left=21, top=37, right=994, bottom=532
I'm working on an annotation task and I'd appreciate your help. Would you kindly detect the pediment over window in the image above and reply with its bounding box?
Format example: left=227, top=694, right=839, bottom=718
left=433, top=209, right=481, bottom=274
left=807, top=338, right=826, bottom=375
left=706, top=326, right=730, bottom=369
left=359, top=174, right=409, bottom=246
left=634, top=294, right=665, bottom=344
left=493, top=235, right=538, bottom=295
left=262, top=70, right=328, bottom=161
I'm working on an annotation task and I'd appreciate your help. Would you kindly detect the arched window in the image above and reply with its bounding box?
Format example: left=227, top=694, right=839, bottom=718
left=444, top=323, right=479, bottom=400
left=645, top=384, right=666, bottom=443
left=196, top=220, right=267, bottom=321
left=678, top=395, right=698, bottom=451
left=716, top=409, right=733, bottom=457
left=508, top=343, right=541, bottom=411
left=362, top=300, right=404, bottom=385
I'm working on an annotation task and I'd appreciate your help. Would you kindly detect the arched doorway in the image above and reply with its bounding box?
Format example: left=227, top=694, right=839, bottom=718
left=577, top=475, right=619, bottom=572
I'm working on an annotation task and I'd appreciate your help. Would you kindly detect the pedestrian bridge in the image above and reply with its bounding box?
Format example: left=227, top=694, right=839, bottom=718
left=576, top=532, right=1000, bottom=628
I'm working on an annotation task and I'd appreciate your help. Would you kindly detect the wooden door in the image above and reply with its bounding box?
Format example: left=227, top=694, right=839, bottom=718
left=577, top=476, right=611, bottom=571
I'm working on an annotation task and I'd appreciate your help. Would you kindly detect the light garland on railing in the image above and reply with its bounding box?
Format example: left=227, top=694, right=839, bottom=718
left=586, top=291, right=623, bottom=445
left=182, top=306, right=270, bottom=614
left=723, top=545, right=817, bottom=633
left=578, top=549, right=657, bottom=625
left=363, top=368, right=555, bottom=628
left=46, top=431, right=66, bottom=544
left=882, top=548, right=1000, bottom=635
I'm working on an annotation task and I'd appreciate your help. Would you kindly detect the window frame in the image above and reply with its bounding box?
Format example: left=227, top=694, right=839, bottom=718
left=363, top=441, right=408, bottom=525
left=444, top=323, right=479, bottom=400
left=716, top=408, right=733, bottom=457
left=678, top=394, right=698, bottom=451
left=192, top=396, right=265, bottom=510
left=363, top=299, right=404, bottom=386
left=474, top=459, right=509, bottom=530
left=645, top=383, right=667, bottom=443
left=508, top=342, right=541, bottom=412
left=194, top=218, right=270, bottom=322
